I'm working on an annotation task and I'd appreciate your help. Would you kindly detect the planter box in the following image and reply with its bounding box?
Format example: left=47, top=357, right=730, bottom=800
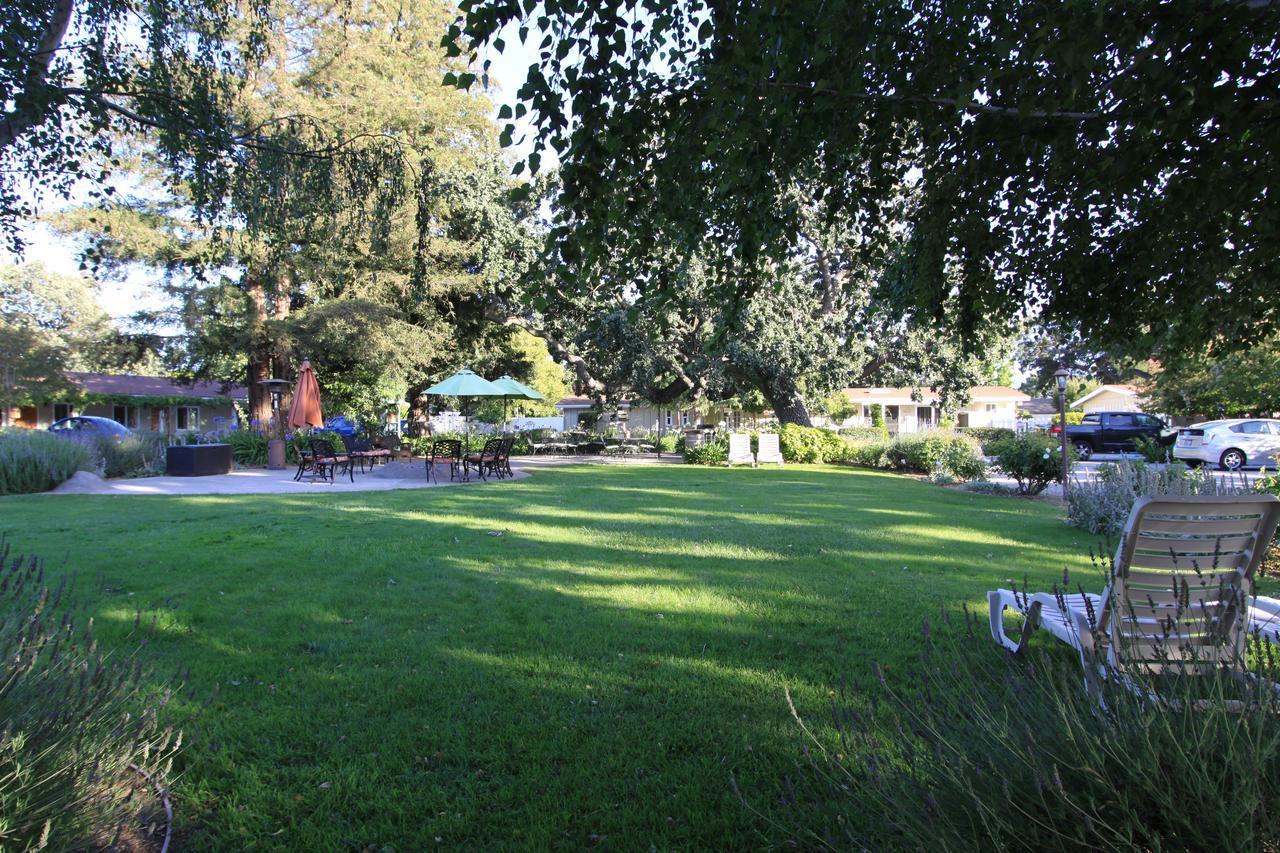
left=166, top=443, right=233, bottom=477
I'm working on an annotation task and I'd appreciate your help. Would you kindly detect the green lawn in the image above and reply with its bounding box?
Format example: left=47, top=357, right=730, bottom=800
left=2, top=465, right=1098, bottom=849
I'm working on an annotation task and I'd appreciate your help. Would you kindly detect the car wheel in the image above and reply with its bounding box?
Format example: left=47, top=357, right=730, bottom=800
left=1071, top=440, right=1093, bottom=461
left=1219, top=448, right=1247, bottom=471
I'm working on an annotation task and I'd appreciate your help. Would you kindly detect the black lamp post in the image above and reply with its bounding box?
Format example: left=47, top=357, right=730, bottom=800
left=1054, top=368, right=1071, bottom=499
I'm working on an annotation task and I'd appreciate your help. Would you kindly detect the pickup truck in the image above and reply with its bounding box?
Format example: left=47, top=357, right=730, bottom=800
left=1048, top=411, right=1169, bottom=460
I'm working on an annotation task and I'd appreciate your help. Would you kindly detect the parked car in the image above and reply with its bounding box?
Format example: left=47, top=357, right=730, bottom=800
left=1048, top=411, right=1168, bottom=460
left=1173, top=418, right=1280, bottom=470
left=48, top=415, right=132, bottom=441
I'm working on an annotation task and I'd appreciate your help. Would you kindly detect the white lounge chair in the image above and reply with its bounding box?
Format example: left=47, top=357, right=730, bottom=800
left=756, top=432, right=784, bottom=467
left=989, top=494, right=1280, bottom=700
left=1252, top=595, right=1280, bottom=644
left=726, top=433, right=755, bottom=467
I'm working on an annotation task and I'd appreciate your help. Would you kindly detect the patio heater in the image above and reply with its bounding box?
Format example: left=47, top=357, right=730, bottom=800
left=1054, top=368, right=1070, bottom=500
left=259, top=377, right=292, bottom=469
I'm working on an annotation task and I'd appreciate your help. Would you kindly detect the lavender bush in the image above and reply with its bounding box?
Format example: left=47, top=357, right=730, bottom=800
left=0, top=429, right=92, bottom=494
left=0, top=542, right=185, bottom=848
left=777, top=592, right=1280, bottom=850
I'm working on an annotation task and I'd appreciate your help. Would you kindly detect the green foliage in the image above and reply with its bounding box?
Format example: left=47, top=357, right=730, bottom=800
left=837, top=425, right=889, bottom=442
left=790, top=609, right=1280, bottom=850
left=0, top=262, right=154, bottom=378
left=0, top=0, right=270, bottom=249
left=881, top=431, right=986, bottom=480
left=0, top=544, right=184, bottom=849
left=473, top=332, right=572, bottom=424
left=1257, top=472, right=1280, bottom=498
left=682, top=436, right=729, bottom=465
left=988, top=432, right=1068, bottom=495
left=88, top=431, right=167, bottom=479
left=1145, top=336, right=1280, bottom=418
left=450, top=2, right=1279, bottom=358
left=956, top=426, right=1015, bottom=450
left=282, top=300, right=444, bottom=423
left=0, top=429, right=92, bottom=494
left=1133, top=434, right=1171, bottom=464
left=815, top=391, right=857, bottom=423
left=868, top=404, right=884, bottom=428
left=224, top=428, right=269, bottom=467
left=776, top=424, right=850, bottom=464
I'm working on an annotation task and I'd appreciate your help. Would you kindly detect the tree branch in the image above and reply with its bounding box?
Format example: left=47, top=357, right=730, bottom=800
left=767, top=81, right=1108, bottom=122
left=0, top=0, right=75, bottom=150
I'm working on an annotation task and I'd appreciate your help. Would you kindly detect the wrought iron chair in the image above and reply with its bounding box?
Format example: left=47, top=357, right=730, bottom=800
left=463, top=438, right=503, bottom=481
left=308, top=438, right=354, bottom=484
left=427, top=439, right=462, bottom=484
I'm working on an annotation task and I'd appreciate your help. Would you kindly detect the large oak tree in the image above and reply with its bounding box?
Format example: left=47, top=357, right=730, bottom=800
left=448, top=1, right=1279, bottom=358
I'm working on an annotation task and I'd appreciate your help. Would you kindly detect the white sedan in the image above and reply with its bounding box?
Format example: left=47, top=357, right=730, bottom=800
left=1173, top=419, right=1280, bottom=470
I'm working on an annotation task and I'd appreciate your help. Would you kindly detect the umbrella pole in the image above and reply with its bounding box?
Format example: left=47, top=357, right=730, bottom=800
left=503, top=397, right=508, bottom=434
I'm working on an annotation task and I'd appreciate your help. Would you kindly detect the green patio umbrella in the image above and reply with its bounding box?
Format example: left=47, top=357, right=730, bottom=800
left=423, top=369, right=507, bottom=444
left=490, top=375, right=545, bottom=432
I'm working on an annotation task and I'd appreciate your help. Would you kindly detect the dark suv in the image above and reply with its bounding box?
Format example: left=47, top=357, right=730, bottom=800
left=1049, top=411, right=1168, bottom=460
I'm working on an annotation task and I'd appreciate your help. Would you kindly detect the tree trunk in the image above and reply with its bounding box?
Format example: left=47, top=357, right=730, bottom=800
left=761, top=375, right=814, bottom=426
left=270, top=268, right=293, bottom=417
left=245, top=275, right=273, bottom=428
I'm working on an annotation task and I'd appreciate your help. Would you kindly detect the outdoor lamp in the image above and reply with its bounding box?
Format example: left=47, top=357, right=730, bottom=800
left=1053, top=368, right=1070, bottom=499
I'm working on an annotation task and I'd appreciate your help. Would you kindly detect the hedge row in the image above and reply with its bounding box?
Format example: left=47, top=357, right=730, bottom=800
left=683, top=424, right=985, bottom=480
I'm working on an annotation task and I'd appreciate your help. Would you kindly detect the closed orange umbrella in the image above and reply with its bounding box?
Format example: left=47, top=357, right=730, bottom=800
left=287, top=358, right=324, bottom=429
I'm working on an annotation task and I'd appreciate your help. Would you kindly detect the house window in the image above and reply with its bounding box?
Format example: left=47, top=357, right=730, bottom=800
left=665, top=410, right=673, bottom=428
left=176, top=406, right=199, bottom=430
left=985, top=403, right=998, bottom=413
left=53, top=402, right=73, bottom=421
left=112, top=404, right=139, bottom=428
left=681, top=412, right=689, bottom=427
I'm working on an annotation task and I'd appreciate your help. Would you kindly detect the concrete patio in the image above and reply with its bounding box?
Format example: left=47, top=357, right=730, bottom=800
left=51, top=453, right=683, bottom=496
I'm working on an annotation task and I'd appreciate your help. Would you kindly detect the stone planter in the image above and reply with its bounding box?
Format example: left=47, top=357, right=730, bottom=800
left=165, top=443, right=233, bottom=476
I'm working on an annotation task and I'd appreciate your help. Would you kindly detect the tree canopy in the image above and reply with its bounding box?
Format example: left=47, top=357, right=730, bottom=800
left=50, top=0, right=549, bottom=427
left=0, top=0, right=278, bottom=250
left=449, top=1, right=1280, bottom=358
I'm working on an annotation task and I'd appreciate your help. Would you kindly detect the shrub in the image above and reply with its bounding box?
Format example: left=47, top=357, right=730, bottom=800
left=0, top=543, right=184, bottom=848
left=0, top=429, right=93, bottom=495
left=838, top=426, right=889, bottom=442
left=777, top=424, right=850, bottom=463
left=1134, top=434, right=1172, bottom=463
left=683, top=435, right=728, bottom=465
left=1067, top=460, right=1248, bottom=537
left=988, top=431, right=1069, bottom=494
left=654, top=432, right=682, bottom=454
left=956, top=426, right=1015, bottom=451
left=783, top=606, right=1280, bottom=851
left=224, top=428, right=269, bottom=467
left=88, top=431, right=167, bottom=478
left=883, top=431, right=986, bottom=480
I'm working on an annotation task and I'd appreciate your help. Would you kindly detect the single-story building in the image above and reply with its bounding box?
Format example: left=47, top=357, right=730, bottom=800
left=555, top=397, right=758, bottom=434
left=839, top=386, right=1031, bottom=434
left=1070, top=383, right=1145, bottom=414
left=1017, top=397, right=1062, bottom=428
left=5, top=372, right=247, bottom=437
